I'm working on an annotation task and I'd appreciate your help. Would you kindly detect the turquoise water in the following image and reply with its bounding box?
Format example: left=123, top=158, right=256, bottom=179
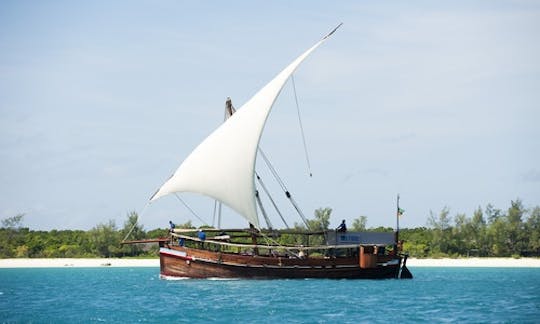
left=1, top=267, right=539, bottom=323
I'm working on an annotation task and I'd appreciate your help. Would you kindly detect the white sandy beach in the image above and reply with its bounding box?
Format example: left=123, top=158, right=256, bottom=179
left=0, top=257, right=539, bottom=268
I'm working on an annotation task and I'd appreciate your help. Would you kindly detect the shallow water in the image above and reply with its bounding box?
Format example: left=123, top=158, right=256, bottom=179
left=1, top=267, right=539, bottom=323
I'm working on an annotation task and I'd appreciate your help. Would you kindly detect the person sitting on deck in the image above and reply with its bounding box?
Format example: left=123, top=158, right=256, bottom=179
left=197, top=229, right=206, bottom=248
left=336, top=219, right=347, bottom=232
left=298, top=246, right=306, bottom=259
left=198, top=229, right=206, bottom=241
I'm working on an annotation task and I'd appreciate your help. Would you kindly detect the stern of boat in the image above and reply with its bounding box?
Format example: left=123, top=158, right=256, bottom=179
left=398, top=254, right=413, bottom=279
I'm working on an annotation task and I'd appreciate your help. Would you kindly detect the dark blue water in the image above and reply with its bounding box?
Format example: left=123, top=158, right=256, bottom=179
left=1, top=267, right=539, bottom=323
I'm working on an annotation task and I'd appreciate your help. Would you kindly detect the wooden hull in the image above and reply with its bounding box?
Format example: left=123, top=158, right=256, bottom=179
left=159, top=246, right=408, bottom=279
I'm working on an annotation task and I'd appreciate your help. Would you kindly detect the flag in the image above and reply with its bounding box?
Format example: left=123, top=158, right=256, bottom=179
left=397, top=207, right=405, bottom=217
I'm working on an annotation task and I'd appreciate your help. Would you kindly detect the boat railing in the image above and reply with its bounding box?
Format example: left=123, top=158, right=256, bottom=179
left=169, top=232, right=399, bottom=261
left=170, top=232, right=366, bottom=251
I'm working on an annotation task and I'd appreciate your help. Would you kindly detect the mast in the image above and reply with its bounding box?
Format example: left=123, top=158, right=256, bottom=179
left=395, top=194, right=400, bottom=250
left=215, top=97, right=236, bottom=229
left=397, top=194, right=400, bottom=235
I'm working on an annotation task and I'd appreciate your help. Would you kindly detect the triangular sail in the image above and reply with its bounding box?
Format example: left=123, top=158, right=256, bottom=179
left=150, top=26, right=341, bottom=228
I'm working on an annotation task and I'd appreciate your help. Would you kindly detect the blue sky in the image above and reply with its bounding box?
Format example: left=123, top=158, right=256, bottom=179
left=1, top=1, right=539, bottom=231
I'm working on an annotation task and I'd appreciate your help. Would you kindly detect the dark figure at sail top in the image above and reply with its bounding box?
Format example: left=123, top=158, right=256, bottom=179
left=336, top=220, right=347, bottom=232
left=169, top=221, right=175, bottom=232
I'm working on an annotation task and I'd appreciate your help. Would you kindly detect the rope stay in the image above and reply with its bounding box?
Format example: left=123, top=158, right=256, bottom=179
left=286, top=191, right=311, bottom=230
left=258, top=148, right=310, bottom=229
left=291, top=74, right=313, bottom=177
left=122, top=202, right=149, bottom=242
left=173, top=193, right=208, bottom=225
left=258, top=231, right=302, bottom=258
left=255, top=190, right=273, bottom=230
left=211, top=200, right=224, bottom=229
left=258, top=149, right=287, bottom=191
left=212, top=200, right=217, bottom=228
left=256, top=173, right=290, bottom=229
left=218, top=202, right=222, bottom=229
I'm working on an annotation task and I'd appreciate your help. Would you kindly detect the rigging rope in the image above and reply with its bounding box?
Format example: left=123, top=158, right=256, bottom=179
left=258, top=149, right=287, bottom=191
left=173, top=193, right=208, bottom=225
left=255, top=190, right=273, bottom=229
left=212, top=200, right=217, bottom=228
left=291, top=74, right=313, bottom=177
left=122, top=202, right=149, bottom=242
left=258, top=148, right=310, bottom=229
left=217, top=202, right=222, bottom=229
left=258, top=231, right=302, bottom=258
left=256, top=173, right=289, bottom=229
left=286, top=191, right=311, bottom=230
left=211, top=201, right=223, bottom=229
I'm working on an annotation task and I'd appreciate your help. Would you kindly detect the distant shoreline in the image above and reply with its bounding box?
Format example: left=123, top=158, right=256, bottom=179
left=0, top=258, right=160, bottom=268
left=0, top=257, right=539, bottom=268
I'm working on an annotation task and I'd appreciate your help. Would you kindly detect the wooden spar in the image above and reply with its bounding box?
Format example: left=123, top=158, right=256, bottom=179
left=171, top=227, right=327, bottom=235
left=121, top=238, right=169, bottom=245
left=396, top=194, right=400, bottom=246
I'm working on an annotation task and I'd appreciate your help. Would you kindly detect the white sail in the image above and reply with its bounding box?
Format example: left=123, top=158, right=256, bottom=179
left=151, top=26, right=341, bottom=228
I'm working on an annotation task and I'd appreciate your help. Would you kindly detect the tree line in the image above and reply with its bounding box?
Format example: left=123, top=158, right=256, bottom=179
left=1, top=199, right=538, bottom=258
left=0, top=212, right=165, bottom=258
left=400, top=200, right=540, bottom=258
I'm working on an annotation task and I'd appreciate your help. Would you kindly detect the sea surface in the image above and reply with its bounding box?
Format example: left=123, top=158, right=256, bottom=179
left=1, top=267, right=539, bottom=323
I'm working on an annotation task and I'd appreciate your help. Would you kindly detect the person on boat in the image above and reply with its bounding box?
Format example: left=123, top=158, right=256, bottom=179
left=397, top=240, right=403, bottom=253
left=169, top=221, right=175, bottom=232
left=249, top=223, right=259, bottom=256
left=298, top=245, right=305, bottom=259
left=178, top=237, right=185, bottom=247
left=197, top=229, right=206, bottom=248
left=198, top=229, right=206, bottom=241
left=336, top=219, right=347, bottom=232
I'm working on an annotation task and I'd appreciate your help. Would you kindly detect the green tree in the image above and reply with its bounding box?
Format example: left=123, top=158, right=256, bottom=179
left=485, top=203, right=502, bottom=224
left=400, top=227, right=431, bottom=257
left=309, top=207, right=332, bottom=231
left=525, top=206, right=540, bottom=254
left=451, top=213, right=468, bottom=256
left=120, top=212, right=146, bottom=256
left=121, top=212, right=145, bottom=240
left=177, top=220, right=195, bottom=229
left=0, top=214, right=27, bottom=257
left=279, top=208, right=332, bottom=246
left=1, top=213, right=25, bottom=229
left=147, top=228, right=169, bottom=239
left=427, top=207, right=452, bottom=256
left=469, top=206, right=488, bottom=256
left=487, top=217, right=509, bottom=256
left=351, top=216, right=367, bottom=231
left=89, top=220, right=121, bottom=257
left=506, top=199, right=526, bottom=255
